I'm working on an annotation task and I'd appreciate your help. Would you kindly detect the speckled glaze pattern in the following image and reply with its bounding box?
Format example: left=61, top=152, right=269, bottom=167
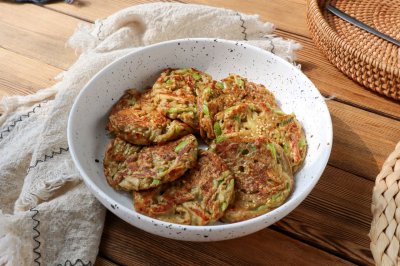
left=68, top=38, right=333, bottom=242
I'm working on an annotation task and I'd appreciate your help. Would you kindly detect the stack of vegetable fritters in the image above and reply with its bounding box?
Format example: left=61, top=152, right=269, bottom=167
left=104, top=68, right=307, bottom=225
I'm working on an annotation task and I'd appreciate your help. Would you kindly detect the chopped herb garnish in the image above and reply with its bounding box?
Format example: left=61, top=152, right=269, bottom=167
left=232, top=114, right=241, bottom=122
left=213, top=179, right=219, bottom=188
left=241, top=149, right=249, bottom=155
left=227, top=179, right=234, bottom=190
left=267, top=143, right=277, bottom=160
left=224, top=106, right=235, bottom=113
left=151, top=179, right=161, bottom=186
left=216, top=135, right=226, bottom=143
left=166, top=79, right=173, bottom=85
left=202, top=104, right=210, bottom=116
left=299, top=138, right=307, bottom=148
left=216, top=82, right=224, bottom=89
left=168, top=107, right=178, bottom=113
left=283, top=142, right=290, bottom=154
left=279, top=117, right=294, bottom=126
left=271, top=192, right=282, bottom=202
left=175, top=140, right=189, bottom=152
left=256, top=205, right=267, bottom=211
left=249, top=145, right=257, bottom=152
left=236, top=78, right=244, bottom=87
left=192, top=72, right=201, bottom=80
left=221, top=202, right=228, bottom=211
left=213, top=121, right=222, bottom=136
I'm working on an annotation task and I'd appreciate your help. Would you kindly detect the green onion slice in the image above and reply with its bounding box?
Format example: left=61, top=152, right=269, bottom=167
left=175, top=140, right=189, bottom=152
left=213, top=122, right=222, bottom=136
left=267, top=143, right=277, bottom=161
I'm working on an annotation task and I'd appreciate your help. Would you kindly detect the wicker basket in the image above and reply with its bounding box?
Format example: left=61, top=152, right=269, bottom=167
left=307, top=0, right=400, bottom=100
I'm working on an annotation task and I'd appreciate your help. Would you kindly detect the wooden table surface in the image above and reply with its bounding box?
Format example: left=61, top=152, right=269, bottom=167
left=1, top=0, right=399, bottom=265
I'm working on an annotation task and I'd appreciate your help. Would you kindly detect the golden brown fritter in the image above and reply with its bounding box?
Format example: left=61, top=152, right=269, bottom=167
left=107, top=88, right=187, bottom=145
left=103, top=137, right=142, bottom=188
left=220, top=74, right=279, bottom=109
left=133, top=150, right=235, bottom=225
left=108, top=107, right=193, bottom=145
left=212, top=135, right=293, bottom=223
left=151, top=68, right=213, bottom=130
left=213, top=102, right=307, bottom=172
left=105, top=134, right=198, bottom=191
left=258, top=111, right=307, bottom=172
left=109, top=88, right=154, bottom=116
left=197, top=74, right=279, bottom=140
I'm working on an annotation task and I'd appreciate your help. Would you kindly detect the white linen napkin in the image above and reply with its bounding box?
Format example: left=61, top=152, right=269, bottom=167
left=0, top=3, right=300, bottom=265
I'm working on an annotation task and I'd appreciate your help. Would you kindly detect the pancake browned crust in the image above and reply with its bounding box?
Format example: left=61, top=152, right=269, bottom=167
left=262, top=111, right=307, bottom=172
left=214, top=102, right=307, bottom=172
left=109, top=89, right=141, bottom=116
left=109, top=88, right=154, bottom=116
left=197, top=81, right=224, bottom=140
left=133, top=150, right=235, bottom=225
left=221, top=74, right=279, bottom=109
left=151, top=68, right=213, bottom=130
left=106, top=134, right=198, bottom=191
left=212, top=135, right=293, bottom=223
left=197, top=74, right=279, bottom=140
left=103, top=137, right=142, bottom=188
left=107, top=87, right=191, bottom=145
left=108, top=107, right=193, bottom=145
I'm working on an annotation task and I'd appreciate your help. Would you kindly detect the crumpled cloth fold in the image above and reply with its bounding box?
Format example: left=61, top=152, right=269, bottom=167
left=0, top=3, right=300, bottom=265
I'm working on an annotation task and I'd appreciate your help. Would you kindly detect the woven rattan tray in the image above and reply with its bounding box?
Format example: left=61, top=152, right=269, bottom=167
left=307, top=0, right=400, bottom=100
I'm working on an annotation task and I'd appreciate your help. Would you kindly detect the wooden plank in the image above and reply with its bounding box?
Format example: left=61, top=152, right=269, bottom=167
left=0, top=3, right=85, bottom=70
left=183, top=0, right=309, bottom=37
left=100, top=212, right=352, bottom=266
left=42, top=0, right=400, bottom=119
left=0, top=48, right=61, bottom=98
left=327, top=100, right=400, bottom=180
left=44, top=0, right=180, bottom=22
left=277, top=166, right=374, bottom=265
left=44, top=0, right=309, bottom=38
left=95, top=256, right=119, bottom=266
left=276, top=29, right=400, bottom=120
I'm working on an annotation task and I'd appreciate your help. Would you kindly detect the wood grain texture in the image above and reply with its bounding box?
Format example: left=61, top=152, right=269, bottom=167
left=328, top=100, right=400, bottom=180
left=95, top=256, right=119, bottom=266
left=44, top=0, right=308, bottom=37
left=41, top=0, right=400, bottom=119
left=183, top=0, right=309, bottom=37
left=0, top=48, right=61, bottom=98
left=0, top=3, right=83, bottom=70
left=100, top=212, right=352, bottom=266
left=278, top=166, right=374, bottom=265
left=44, top=0, right=181, bottom=22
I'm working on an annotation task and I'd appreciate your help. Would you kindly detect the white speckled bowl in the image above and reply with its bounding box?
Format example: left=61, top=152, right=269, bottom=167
left=68, top=38, right=332, bottom=241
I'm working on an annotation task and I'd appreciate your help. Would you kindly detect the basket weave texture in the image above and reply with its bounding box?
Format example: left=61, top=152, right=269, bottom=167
left=370, top=142, right=400, bottom=266
left=307, top=0, right=400, bottom=100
